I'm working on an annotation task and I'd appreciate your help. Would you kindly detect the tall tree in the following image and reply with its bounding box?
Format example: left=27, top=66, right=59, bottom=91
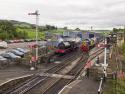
left=0, top=20, right=16, bottom=40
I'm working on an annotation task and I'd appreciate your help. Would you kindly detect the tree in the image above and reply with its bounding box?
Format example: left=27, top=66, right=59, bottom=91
left=63, top=27, right=67, bottom=30
left=113, top=28, right=118, bottom=33
left=0, top=20, right=17, bottom=40
left=75, top=28, right=80, bottom=30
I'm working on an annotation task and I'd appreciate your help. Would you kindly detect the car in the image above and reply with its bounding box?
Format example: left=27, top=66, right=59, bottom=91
left=20, top=39, right=24, bottom=43
left=1, top=52, right=21, bottom=59
left=0, top=41, right=7, bottom=48
left=9, top=49, right=24, bottom=57
left=9, top=40, right=15, bottom=43
left=5, top=40, right=11, bottom=44
left=0, top=56, right=7, bottom=61
left=24, top=39, right=32, bottom=42
left=16, top=48, right=29, bottom=53
left=0, top=56, right=9, bottom=68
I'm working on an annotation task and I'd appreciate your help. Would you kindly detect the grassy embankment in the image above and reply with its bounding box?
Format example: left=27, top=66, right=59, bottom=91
left=16, top=28, right=45, bottom=39
left=16, top=28, right=65, bottom=39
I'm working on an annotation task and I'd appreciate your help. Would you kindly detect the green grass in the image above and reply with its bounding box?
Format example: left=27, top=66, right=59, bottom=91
left=48, top=28, right=65, bottom=34
left=16, top=28, right=66, bottom=39
left=103, top=79, right=125, bottom=94
left=16, top=28, right=45, bottom=39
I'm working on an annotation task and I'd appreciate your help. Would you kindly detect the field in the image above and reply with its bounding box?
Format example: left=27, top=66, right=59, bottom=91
left=16, top=28, right=65, bottom=39
left=16, top=28, right=45, bottom=39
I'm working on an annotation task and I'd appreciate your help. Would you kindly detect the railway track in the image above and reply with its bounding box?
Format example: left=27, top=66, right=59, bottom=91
left=24, top=48, right=104, bottom=94
left=1, top=50, right=82, bottom=94
left=42, top=48, right=104, bottom=94
left=1, top=48, right=104, bottom=94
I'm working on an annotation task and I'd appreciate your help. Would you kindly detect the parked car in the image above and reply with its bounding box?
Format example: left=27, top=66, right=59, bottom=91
left=16, top=48, right=29, bottom=53
left=0, top=41, right=7, bottom=48
left=5, top=40, right=11, bottom=44
left=24, top=39, right=32, bottom=42
left=20, top=39, right=24, bottom=43
left=0, top=56, right=7, bottom=61
left=1, top=52, right=21, bottom=59
left=9, top=49, right=24, bottom=57
left=9, top=40, right=15, bottom=43
left=0, top=56, right=9, bottom=68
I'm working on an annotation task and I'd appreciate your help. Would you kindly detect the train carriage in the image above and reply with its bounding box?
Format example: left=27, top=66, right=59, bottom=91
left=55, top=41, right=78, bottom=55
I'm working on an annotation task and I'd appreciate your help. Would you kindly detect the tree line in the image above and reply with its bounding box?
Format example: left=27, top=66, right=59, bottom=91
left=113, top=28, right=125, bottom=33
left=0, top=20, right=57, bottom=40
left=0, top=20, right=28, bottom=40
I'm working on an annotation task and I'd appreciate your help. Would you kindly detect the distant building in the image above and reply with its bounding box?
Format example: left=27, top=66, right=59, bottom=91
left=63, top=31, right=84, bottom=40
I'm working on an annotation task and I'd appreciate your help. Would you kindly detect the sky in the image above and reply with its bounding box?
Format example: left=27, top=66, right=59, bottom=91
left=0, top=0, right=125, bottom=30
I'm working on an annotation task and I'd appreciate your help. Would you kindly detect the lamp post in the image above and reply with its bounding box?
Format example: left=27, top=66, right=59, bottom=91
left=104, top=38, right=107, bottom=77
left=28, top=10, right=40, bottom=69
left=101, top=33, right=108, bottom=80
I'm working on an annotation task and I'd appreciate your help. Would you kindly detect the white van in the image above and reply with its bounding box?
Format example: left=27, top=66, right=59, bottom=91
left=0, top=41, right=7, bottom=48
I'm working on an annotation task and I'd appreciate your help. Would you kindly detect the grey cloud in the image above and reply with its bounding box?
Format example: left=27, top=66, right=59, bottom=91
left=0, top=0, right=125, bottom=29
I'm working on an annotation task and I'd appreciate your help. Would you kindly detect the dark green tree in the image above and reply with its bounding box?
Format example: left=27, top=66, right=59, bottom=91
left=0, top=20, right=17, bottom=40
left=75, top=28, right=80, bottom=30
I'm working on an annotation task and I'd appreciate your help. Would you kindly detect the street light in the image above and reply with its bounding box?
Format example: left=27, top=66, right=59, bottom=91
left=28, top=10, right=40, bottom=67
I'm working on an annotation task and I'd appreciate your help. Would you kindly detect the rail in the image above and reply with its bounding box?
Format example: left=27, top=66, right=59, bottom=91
left=58, top=48, right=105, bottom=94
left=44, top=48, right=105, bottom=94
left=27, top=48, right=104, bottom=94
left=1, top=48, right=104, bottom=94
left=2, top=51, right=82, bottom=94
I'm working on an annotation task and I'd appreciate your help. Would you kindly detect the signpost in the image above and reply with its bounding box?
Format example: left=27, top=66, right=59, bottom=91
left=28, top=10, right=40, bottom=70
left=102, top=33, right=108, bottom=78
left=97, top=34, right=108, bottom=80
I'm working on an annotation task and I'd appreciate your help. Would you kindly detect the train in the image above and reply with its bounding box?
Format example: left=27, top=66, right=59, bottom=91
left=80, top=38, right=98, bottom=52
left=55, top=41, right=79, bottom=55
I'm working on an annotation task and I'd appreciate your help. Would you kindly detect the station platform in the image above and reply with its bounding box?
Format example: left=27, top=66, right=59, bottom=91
left=59, top=77, right=99, bottom=94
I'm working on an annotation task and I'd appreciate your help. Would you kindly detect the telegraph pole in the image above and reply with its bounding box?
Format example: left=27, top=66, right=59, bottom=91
left=28, top=10, right=40, bottom=69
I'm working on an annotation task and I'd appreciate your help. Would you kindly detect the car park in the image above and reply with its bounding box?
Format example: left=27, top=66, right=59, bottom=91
left=0, top=56, right=9, bottom=69
left=16, top=48, right=29, bottom=53
left=9, top=40, right=15, bottom=43
left=24, top=39, right=32, bottom=42
left=5, top=40, right=11, bottom=44
left=0, top=41, right=7, bottom=48
left=20, top=39, right=24, bottom=43
left=1, top=52, right=21, bottom=59
left=0, top=56, right=7, bottom=61
left=9, top=49, right=24, bottom=57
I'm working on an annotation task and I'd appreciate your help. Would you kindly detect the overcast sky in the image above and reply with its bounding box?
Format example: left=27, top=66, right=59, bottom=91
left=0, top=0, right=125, bottom=30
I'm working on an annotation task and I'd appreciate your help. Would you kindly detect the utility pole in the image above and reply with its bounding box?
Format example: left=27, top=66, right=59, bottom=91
left=28, top=10, right=40, bottom=69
